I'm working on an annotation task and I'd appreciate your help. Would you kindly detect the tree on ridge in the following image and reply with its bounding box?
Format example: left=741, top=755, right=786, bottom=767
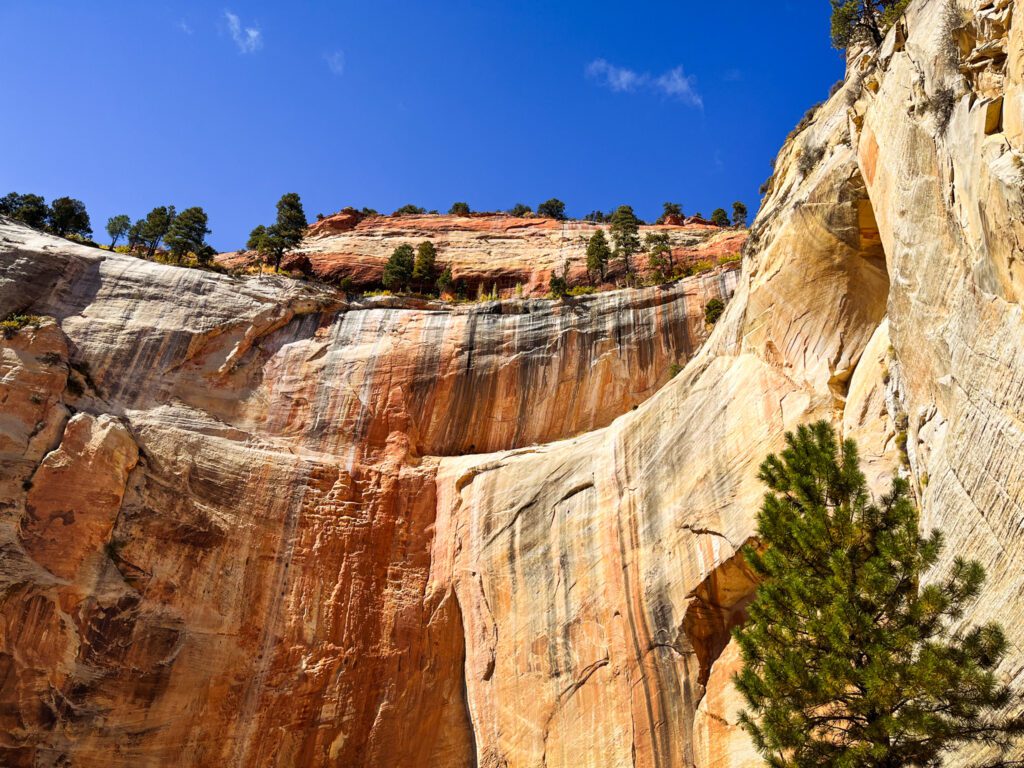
left=106, top=214, right=131, bottom=248
left=830, top=0, right=911, bottom=49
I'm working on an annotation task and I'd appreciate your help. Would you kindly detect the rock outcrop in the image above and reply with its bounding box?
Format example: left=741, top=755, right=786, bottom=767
left=218, top=213, right=747, bottom=296
left=0, top=0, right=1021, bottom=765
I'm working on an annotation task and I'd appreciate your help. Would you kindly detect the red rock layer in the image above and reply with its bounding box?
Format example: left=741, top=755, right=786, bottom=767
left=219, top=213, right=747, bottom=296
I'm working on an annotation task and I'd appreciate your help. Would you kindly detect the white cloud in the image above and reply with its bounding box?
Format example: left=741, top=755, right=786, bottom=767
left=224, top=10, right=262, bottom=54
left=586, top=59, right=702, bottom=108
left=178, top=20, right=193, bottom=35
left=586, top=59, right=644, bottom=93
left=324, top=50, right=346, bottom=76
left=654, top=67, right=702, bottom=107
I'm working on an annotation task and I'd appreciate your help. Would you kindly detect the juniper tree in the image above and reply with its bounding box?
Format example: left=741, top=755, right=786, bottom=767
left=711, top=207, right=730, bottom=227
left=586, top=229, right=611, bottom=281
left=830, top=0, right=911, bottom=49
left=449, top=202, right=471, bottom=216
left=382, top=243, right=415, bottom=292
left=734, top=421, right=1024, bottom=768
left=508, top=203, right=532, bottom=217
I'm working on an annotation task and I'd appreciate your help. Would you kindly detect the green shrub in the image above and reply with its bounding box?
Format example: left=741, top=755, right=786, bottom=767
left=704, top=298, right=725, bottom=325
left=548, top=274, right=568, bottom=298
left=1, top=314, right=43, bottom=337
left=393, top=204, right=426, bottom=216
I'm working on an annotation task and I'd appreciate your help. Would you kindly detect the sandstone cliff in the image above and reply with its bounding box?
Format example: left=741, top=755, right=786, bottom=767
left=217, top=212, right=747, bottom=296
left=0, top=0, right=1022, bottom=766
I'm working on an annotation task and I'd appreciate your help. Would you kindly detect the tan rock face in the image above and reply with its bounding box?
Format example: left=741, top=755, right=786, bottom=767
left=219, top=212, right=747, bottom=296
left=0, top=1, right=1022, bottom=765
left=20, top=412, right=138, bottom=581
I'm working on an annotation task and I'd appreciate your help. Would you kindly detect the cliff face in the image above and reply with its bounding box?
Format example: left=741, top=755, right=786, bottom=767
left=218, top=213, right=747, bottom=295
left=0, top=221, right=736, bottom=767
left=0, top=0, right=1022, bottom=766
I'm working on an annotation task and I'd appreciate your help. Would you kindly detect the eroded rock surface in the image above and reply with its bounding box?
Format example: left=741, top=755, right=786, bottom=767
left=0, top=1, right=1022, bottom=765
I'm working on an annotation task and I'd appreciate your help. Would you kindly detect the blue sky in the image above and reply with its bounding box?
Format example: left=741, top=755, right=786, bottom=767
left=0, top=2, right=844, bottom=250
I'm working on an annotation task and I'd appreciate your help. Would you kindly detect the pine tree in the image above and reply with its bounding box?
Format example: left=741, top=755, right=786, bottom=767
left=106, top=214, right=131, bottom=248
left=508, top=203, right=532, bottom=217
left=164, top=206, right=211, bottom=263
left=586, top=229, right=611, bottom=282
left=413, top=241, right=437, bottom=292
left=734, top=421, right=1024, bottom=768
left=732, top=201, right=748, bottom=228
left=449, top=202, right=471, bottom=216
left=140, top=205, right=176, bottom=257
left=644, top=232, right=673, bottom=281
left=711, top=208, right=730, bottom=227
left=830, top=0, right=911, bottom=49
left=609, top=205, right=641, bottom=276
left=127, top=219, right=146, bottom=251
left=274, top=193, right=307, bottom=253
left=436, top=265, right=454, bottom=295
left=247, top=193, right=307, bottom=271
left=47, top=197, right=92, bottom=238
left=382, top=243, right=415, bottom=292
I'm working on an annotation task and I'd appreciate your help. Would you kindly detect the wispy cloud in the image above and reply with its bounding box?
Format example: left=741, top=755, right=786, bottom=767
left=585, top=59, right=702, bottom=108
left=178, top=20, right=193, bottom=35
left=324, top=50, right=346, bottom=76
left=224, top=10, right=262, bottom=54
left=654, top=67, right=702, bottom=106
left=723, top=68, right=743, bottom=82
left=585, top=59, right=645, bottom=93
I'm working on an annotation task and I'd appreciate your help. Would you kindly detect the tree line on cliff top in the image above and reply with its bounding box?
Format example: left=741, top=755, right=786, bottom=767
left=382, top=198, right=749, bottom=228
left=1, top=192, right=214, bottom=266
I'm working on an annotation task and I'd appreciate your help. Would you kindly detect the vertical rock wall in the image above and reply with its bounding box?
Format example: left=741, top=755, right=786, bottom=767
left=0, top=1, right=1022, bottom=765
